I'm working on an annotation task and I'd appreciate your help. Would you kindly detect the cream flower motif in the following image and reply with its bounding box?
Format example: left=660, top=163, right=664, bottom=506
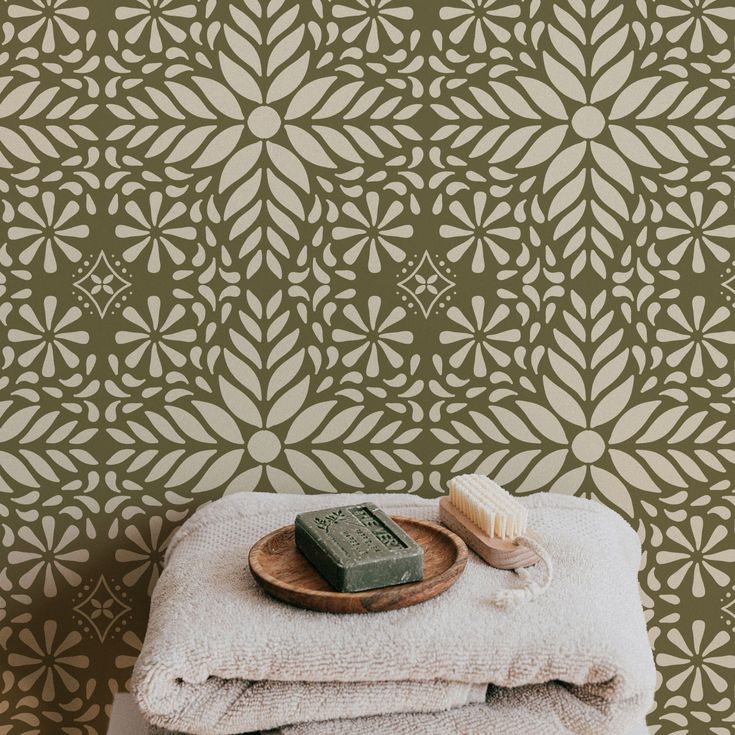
left=332, top=0, right=414, bottom=53
left=7, top=296, right=89, bottom=377
left=332, top=296, right=413, bottom=377
left=115, top=516, right=174, bottom=595
left=440, top=297, right=519, bottom=375
left=414, top=273, right=438, bottom=295
left=439, top=193, right=520, bottom=272
left=656, top=0, right=735, bottom=53
left=439, top=0, right=521, bottom=50
left=656, top=620, right=735, bottom=701
left=656, top=517, right=735, bottom=598
left=115, top=0, right=197, bottom=53
left=115, top=192, right=196, bottom=273
left=115, top=296, right=196, bottom=377
left=90, top=273, right=114, bottom=295
left=8, top=192, right=88, bottom=273
left=656, top=193, right=734, bottom=273
left=7, top=516, right=89, bottom=597
left=656, top=297, right=735, bottom=378
left=445, top=34, right=710, bottom=236
left=333, top=193, right=413, bottom=273
left=7, top=621, right=89, bottom=701
left=7, top=0, right=90, bottom=52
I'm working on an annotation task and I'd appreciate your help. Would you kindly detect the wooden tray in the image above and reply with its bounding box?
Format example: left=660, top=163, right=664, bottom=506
left=248, top=516, right=468, bottom=614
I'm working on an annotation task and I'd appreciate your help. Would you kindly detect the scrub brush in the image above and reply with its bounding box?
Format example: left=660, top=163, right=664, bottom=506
left=439, top=474, right=553, bottom=607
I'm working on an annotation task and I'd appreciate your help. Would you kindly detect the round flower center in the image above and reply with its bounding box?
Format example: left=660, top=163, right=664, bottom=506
left=571, top=105, right=605, bottom=139
left=247, top=429, right=281, bottom=463
left=247, top=105, right=281, bottom=139
left=571, top=429, right=605, bottom=463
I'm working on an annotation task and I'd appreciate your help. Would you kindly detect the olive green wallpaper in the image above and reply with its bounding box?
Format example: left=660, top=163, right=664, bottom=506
left=1, top=0, right=734, bottom=732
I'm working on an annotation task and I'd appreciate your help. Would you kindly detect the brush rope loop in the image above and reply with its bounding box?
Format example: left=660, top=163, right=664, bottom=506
left=487, top=535, right=553, bottom=609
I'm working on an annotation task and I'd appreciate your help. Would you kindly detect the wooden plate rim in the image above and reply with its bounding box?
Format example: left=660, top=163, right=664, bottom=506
left=248, top=516, right=468, bottom=602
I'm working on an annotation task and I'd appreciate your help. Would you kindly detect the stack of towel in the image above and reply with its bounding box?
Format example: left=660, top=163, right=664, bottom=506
left=133, top=492, right=655, bottom=734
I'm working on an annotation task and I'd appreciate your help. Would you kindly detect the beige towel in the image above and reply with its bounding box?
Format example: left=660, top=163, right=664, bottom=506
left=134, top=492, right=655, bottom=735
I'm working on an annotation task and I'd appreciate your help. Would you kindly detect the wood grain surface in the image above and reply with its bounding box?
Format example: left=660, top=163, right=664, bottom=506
left=248, top=516, right=468, bottom=613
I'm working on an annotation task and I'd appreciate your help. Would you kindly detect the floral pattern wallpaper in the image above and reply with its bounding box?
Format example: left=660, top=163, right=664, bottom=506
left=1, top=0, right=734, bottom=733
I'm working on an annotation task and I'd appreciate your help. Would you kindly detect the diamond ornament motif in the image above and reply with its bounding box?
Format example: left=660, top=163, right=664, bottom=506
left=73, top=252, right=132, bottom=317
left=73, top=576, right=132, bottom=643
left=398, top=252, right=455, bottom=318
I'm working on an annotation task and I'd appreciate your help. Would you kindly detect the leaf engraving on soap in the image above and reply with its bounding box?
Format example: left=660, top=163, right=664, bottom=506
left=314, top=509, right=346, bottom=533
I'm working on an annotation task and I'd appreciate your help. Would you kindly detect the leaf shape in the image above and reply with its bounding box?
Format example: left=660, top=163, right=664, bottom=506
left=637, top=406, right=689, bottom=444
left=0, top=406, right=40, bottom=441
left=267, top=26, right=304, bottom=76
left=494, top=449, right=542, bottom=485
left=266, top=141, right=310, bottom=190
left=542, top=52, right=586, bottom=103
left=165, top=126, right=216, bottom=164
left=224, top=26, right=262, bottom=75
left=637, top=81, right=687, bottom=120
left=285, top=77, right=336, bottom=120
left=312, top=450, right=362, bottom=486
left=609, top=401, right=661, bottom=444
left=165, top=82, right=217, bottom=119
left=285, top=401, right=336, bottom=444
left=590, top=142, right=634, bottom=192
left=590, top=466, right=634, bottom=516
left=193, top=400, right=244, bottom=442
left=0, top=451, right=39, bottom=487
left=219, top=52, right=262, bottom=103
left=0, top=127, right=41, bottom=162
left=0, top=81, right=40, bottom=118
left=224, top=466, right=263, bottom=495
left=609, top=126, right=660, bottom=168
left=224, top=348, right=261, bottom=397
left=313, top=406, right=363, bottom=444
left=637, top=450, right=687, bottom=488
left=548, top=27, right=585, bottom=75
left=267, top=350, right=305, bottom=400
left=609, top=77, right=660, bottom=120
left=284, top=448, right=333, bottom=490
left=313, top=81, right=363, bottom=119
left=164, top=450, right=217, bottom=488
left=517, top=125, right=567, bottom=168
left=266, top=376, right=310, bottom=426
left=266, top=52, right=309, bottom=103
left=516, top=449, right=568, bottom=493
left=543, top=377, right=586, bottom=428
left=514, top=77, right=567, bottom=119
left=490, top=126, right=540, bottom=163
left=192, top=125, right=243, bottom=169
left=590, top=376, right=634, bottom=428
left=543, top=141, right=586, bottom=193
left=488, top=406, right=540, bottom=444
left=193, top=77, right=244, bottom=119
left=516, top=401, right=568, bottom=443
left=489, top=81, right=541, bottom=119
left=165, top=407, right=216, bottom=443
left=219, top=377, right=262, bottom=428
left=609, top=449, right=660, bottom=493
left=192, top=449, right=244, bottom=493
left=591, top=26, right=628, bottom=75
left=470, top=412, right=508, bottom=443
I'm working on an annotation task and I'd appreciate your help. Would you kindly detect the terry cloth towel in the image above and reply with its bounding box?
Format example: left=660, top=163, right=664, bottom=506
left=133, top=492, right=655, bottom=735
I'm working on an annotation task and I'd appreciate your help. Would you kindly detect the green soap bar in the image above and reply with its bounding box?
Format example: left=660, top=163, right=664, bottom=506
left=295, top=503, right=424, bottom=592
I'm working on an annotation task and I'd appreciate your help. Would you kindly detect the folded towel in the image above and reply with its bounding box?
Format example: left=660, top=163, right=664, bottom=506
left=133, top=492, right=655, bottom=735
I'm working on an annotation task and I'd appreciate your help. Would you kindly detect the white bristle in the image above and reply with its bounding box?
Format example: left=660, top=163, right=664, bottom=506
left=446, top=474, right=527, bottom=540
